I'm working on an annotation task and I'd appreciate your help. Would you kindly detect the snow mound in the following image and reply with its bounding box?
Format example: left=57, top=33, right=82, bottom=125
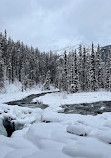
left=90, top=129, right=111, bottom=144
left=4, top=81, right=22, bottom=94
left=104, top=120, right=111, bottom=128
left=63, top=138, right=111, bottom=158
left=66, top=124, right=89, bottom=136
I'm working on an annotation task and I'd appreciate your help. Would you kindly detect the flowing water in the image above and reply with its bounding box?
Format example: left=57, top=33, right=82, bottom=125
left=6, top=91, right=111, bottom=115
left=59, top=101, right=111, bottom=115
left=6, top=91, right=54, bottom=109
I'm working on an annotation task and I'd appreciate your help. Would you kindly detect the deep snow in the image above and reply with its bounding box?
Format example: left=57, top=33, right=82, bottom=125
left=1, top=84, right=111, bottom=158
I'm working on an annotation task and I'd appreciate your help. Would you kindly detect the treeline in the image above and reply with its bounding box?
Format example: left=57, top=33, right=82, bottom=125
left=55, top=44, right=111, bottom=92
left=0, top=30, right=111, bottom=93
left=0, top=30, right=58, bottom=91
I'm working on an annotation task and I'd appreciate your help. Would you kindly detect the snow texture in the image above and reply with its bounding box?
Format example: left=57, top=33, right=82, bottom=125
left=1, top=84, right=111, bottom=158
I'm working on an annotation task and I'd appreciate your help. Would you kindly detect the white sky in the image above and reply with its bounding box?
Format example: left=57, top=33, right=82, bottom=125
left=0, top=0, right=111, bottom=51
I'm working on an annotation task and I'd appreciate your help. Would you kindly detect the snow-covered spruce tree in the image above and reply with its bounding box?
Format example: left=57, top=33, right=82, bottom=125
left=86, top=51, right=91, bottom=91
left=55, top=59, right=60, bottom=89
left=55, top=57, right=64, bottom=91
left=5, top=38, right=14, bottom=84
left=21, top=63, right=29, bottom=91
left=108, top=49, right=111, bottom=91
left=96, top=44, right=103, bottom=89
left=105, top=49, right=111, bottom=91
left=67, top=51, right=72, bottom=89
left=0, top=45, right=4, bottom=90
left=90, top=42, right=97, bottom=91
left=6, top=38, right=15, bottom=83
left=82, top=46, right=87, bottom=91
left=62, top=51, right=68, bottom=92
left=28, top=54, right=37, bottom=87
left=0, top=32, right=8, bottom=84
left=48, top=51, right=58, bottom=84
left=34, top=48, right=40, bottom=85
left=70, top=50, right=79, bottom=93
left=78, top=44, right=83, bottom=91
left=43, top=70, right=51, bottom=90
left=1, top=30, right=7, bottom=66
left=68, top=51, right=74, bottom=92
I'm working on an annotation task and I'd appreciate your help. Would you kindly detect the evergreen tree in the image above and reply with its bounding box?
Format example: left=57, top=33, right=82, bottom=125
left=78, top=44, right=83, bottom=91
left=71, top=50, right=79, bottom=93
left=82, top=46, right=87, bottom=91
left=105, top=49, right=111, bottom=90
left=43, top=70, right=51, bottom=90
left=90, top=43, right=97, bottom=91
left=0, top=45, right=4, bottom=90
left=86, top=51, right=91, bottom=91
left=62, top=51, right=68, bottom=91
left=96, top=44, right=103, bottom=89
left=55, top=57, right=64, bottom=91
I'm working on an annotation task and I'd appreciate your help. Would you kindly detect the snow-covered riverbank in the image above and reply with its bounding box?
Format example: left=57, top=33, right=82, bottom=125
left=1, top=86, right=111, bottom=158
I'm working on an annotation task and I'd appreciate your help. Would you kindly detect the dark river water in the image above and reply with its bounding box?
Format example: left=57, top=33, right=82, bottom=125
left=6, top=92, right=111, bottom=115
left=6, top=91, right=53, bottom=109
left=60, top=101, right=111, bottom=115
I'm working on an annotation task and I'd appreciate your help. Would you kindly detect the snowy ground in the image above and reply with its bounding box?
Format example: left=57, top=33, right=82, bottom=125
left=1, top=85, right=111, bottom=158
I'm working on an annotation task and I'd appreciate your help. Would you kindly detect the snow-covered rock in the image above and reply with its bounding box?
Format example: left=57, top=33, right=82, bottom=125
left=66, top=124, right=89, bottom=136
left=99, top=106, right=105, bottom=110
left=0, top=118, right=7, bottom=136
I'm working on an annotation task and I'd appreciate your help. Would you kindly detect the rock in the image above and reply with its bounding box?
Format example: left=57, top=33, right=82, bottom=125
left=0, top=118, right=7, bottom=136
left=3, top=117, right=15, bottom=137
left=42, top=120, right=51, bottom=123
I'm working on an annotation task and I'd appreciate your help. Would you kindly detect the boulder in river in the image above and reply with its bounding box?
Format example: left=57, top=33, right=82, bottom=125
left=3, top=117, right=15, bottom=137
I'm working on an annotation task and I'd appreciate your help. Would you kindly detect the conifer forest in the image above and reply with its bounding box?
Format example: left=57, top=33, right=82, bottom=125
left=0, top=30, right=111, bottom=93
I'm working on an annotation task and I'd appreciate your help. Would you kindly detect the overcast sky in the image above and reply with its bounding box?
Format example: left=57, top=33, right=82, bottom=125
left=0, top=0, right=111, bottom=51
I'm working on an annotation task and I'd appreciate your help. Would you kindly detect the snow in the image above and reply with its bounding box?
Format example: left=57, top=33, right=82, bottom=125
left=66, top=124, right=88, bottom=136
left=63, top=137, right=111, bottom=158
left=104, top=120, right=111, bottom=128
left=1, top=85, right=111, bottom=158
left=54, top=43, right=97, bottom=55
left=0, top=83, right=58, bottom=127
left=99, top=106, right=105, bottom=110
left=0, top=118, right=7, bottom=136
left=32, top=91, right=111, bottom=110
